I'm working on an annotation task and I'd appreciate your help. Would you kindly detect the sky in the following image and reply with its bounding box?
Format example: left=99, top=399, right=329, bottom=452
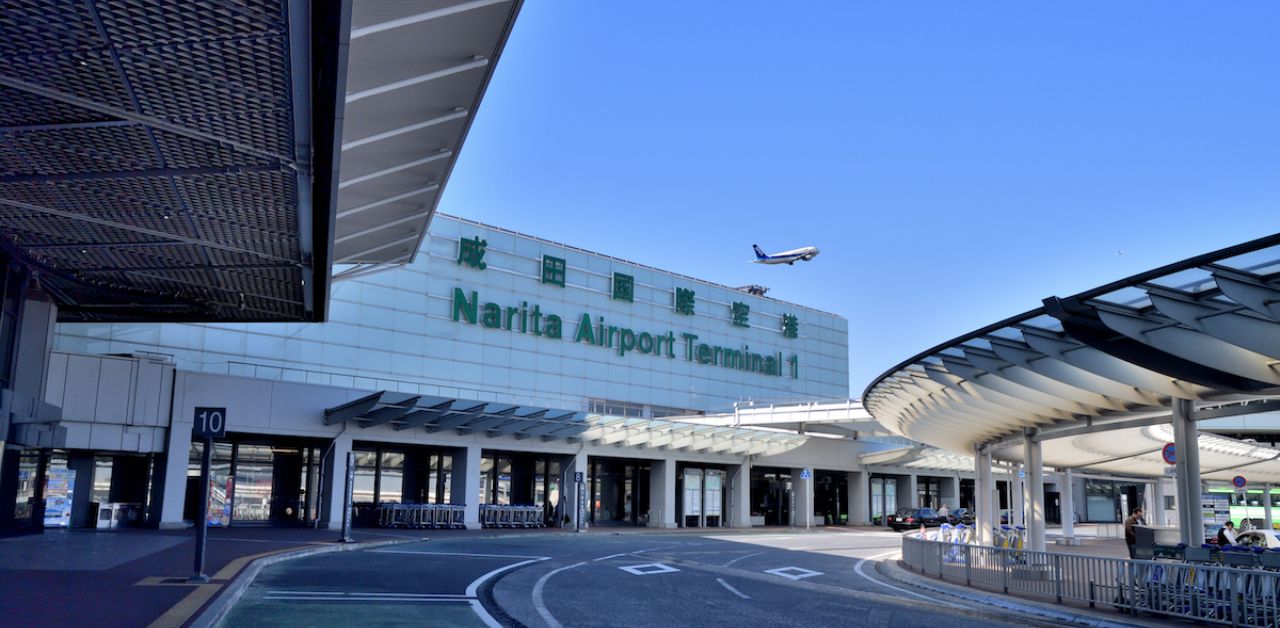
left=438, top=1, right=1280, bottom=396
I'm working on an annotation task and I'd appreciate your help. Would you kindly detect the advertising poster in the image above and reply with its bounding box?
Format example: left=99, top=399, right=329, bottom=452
left=208, top=475, right=235, bottom=527
left=44, top=468, right=76, bottom=528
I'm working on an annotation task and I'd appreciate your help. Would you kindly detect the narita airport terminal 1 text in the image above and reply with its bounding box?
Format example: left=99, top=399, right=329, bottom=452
left=451, top=288, right=799, bottom=379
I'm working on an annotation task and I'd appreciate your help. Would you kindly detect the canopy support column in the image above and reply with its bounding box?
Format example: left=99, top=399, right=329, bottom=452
left=1172, top=398, right=1202, bottom=546
left=1153, top=477, right=1167, bottom=526
left=1024, top=427, right=1046, bottom=552
left=1061, top=468, right=1075, bottom=542
left=1265, top=483, right=1274, bottom=531
left=976, top=447, right=993, bottom=545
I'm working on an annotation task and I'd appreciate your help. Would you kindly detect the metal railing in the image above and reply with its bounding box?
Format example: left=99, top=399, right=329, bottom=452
left=902, top=536, right=1280, bottom=626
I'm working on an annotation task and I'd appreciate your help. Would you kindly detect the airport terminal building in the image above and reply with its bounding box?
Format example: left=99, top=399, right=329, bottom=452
left=4, top=215, right=875, bottom=532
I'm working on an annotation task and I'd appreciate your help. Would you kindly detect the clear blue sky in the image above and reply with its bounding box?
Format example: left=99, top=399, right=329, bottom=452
left=440, top=1, right=1280, bottom=396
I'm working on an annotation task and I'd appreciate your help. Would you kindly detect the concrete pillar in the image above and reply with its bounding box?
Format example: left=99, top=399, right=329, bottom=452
left=1061, top=468, right=1075, bottom=539
left=849, top=471, right=869, bottom=525
left=159, top=392, right=197, bottom=528
left=322, top=432, right=353, bottom=530
left=450, top=444, right=483, bottom=529
left=942, top=475, right=960, bottom=512
left=560, top=452, right=588, bottom=529
left=649, top=459, right=678, bottom=528
left=1153, top=477, right=1167, bottom=526
left=791, top=468, right=813, bottom=529
left=728, top=459, right=752, bottom=528
left=1013, top=467, right=1026, bottom=527
left=1172, top=398, right=1202, bottom=546
left=976, top=448, right=993, bottom=545
left=894, top=475, right=913, bottom=509
left=1024, top=428, right=1045, bottom=552
left=1265, top=484, right=1274, bottom=531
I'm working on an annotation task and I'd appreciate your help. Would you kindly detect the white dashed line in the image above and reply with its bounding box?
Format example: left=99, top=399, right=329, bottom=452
left=716, top=577, right=751, bottom=599
left=722, top=551, right=766, bottom=567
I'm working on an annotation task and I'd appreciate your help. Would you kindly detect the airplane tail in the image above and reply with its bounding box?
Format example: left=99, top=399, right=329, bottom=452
left=752, top=244, right=767, bottom=259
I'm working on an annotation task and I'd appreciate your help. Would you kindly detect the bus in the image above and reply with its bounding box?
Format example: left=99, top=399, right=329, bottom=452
left=1207, top=486, right=1280, bottom=531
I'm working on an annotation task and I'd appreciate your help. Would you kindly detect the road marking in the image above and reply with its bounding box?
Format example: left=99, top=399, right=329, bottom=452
left=852, top=551, right=964, bottom=609
left=628, top=546, right=668, bottom=554
left=764, top=566, right=824, bottom=581
left=259, top=596, right=476, bottom=603
left=722, top=551, right=766, bottom=567
left=146, top=584, right=221, bottom=628
left=533, top=562, right=586, bottom=628
left=463, top=557, right=549, bottom=628
left=716, top=577, right=751, bottom=600
left=371, top=549, right=548, bottom=560
left=619, top=562, right=680, bottom=576
left=593, top=553, right=627, bottom=561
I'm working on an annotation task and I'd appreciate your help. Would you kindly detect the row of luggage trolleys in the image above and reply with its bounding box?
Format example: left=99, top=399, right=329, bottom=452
left=480, top=504, right=546, bottom=528
left=377, top=503, right=467, bottom=529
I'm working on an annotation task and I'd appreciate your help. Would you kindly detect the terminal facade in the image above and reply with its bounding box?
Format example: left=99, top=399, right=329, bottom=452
left=5, top=215, right=884, bottom=532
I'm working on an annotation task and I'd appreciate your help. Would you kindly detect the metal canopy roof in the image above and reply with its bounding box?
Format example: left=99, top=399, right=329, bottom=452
left=864, top=233, right=1280, bottom=455
left=0, top=0, right=347, bottom=322
left=332, top=0, right=521, bottom=267
left=674, top=399, right=885, bottom=439
left=325, top=391, right=809, bottom=458
left=860, top=427, right=1280, bottom=483
left=1000, top=424, right=1280, bottom=484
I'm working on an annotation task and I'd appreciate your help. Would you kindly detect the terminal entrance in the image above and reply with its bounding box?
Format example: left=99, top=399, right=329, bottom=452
left=814, top=471, right=848, bottom=525
left=750, top=467, right=792, bottom=526
left=184, top=438, right=325, bottom=526
left=589, top=458, right=649, bottom=526
left=478, top=451, right=561, bottom=525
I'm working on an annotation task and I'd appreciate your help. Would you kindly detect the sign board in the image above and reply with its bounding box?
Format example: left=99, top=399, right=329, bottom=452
left=193, top=407, right=227, bottom=439
left=683, top=469, right=703, bottom=517
left=799, top=468, right=811, bottom=480
left=704, top=471, right=723, bottom=517
left=1162, top=443, right=1176, bottom=465
left=574, top=471, right=584, bottom=484
left=1233, top=475, right=1248, bottom=489
left=43, top=468, right=75, bottom=528
left=1017, top=469, right=1026, bottom=479
left=1163, top=467, right=1177, bottom=478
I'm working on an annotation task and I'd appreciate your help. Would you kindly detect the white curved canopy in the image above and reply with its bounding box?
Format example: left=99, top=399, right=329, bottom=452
left=865, top=235, right=1280, bottom=456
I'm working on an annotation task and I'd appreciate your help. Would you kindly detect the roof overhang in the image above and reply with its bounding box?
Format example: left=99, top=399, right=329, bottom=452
left=0, top=0, right=349, bottom=322
left=332, top=0, right=522, bottom=267
left=325, top=391, right=809, bottom=457
left=673, top=399, right=886, bottom=439
left=864, top=233, right=1280, bottom=455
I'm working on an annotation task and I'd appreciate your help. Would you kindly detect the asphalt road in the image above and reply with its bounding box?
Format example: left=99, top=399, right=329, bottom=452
left=220, top=529, right=1065, bottom=627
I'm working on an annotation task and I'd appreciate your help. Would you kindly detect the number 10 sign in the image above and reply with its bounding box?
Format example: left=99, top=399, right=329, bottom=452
left=193, top=407, right=227, bottom=439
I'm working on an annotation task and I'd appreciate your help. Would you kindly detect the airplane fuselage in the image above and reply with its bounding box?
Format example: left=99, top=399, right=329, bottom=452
left=752, top=245, right=819, bottom=265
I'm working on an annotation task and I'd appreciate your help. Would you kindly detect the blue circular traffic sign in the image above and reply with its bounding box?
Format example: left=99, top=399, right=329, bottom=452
left=1233, top=475, right=1247, bottom=489
left=1162, top=443, right=1176, bottom=465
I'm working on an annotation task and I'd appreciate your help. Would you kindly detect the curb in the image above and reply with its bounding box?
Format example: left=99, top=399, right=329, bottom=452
left=877, top=559, right=1158, bottom=628
left=190, top=538, right=414, bottom=628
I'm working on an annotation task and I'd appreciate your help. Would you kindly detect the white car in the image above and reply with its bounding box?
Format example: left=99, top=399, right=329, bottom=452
left=1230, top=529, right=1280, bottom=549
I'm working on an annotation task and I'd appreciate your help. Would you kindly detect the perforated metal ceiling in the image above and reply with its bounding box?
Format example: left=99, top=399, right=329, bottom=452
left=0, top=0, right=344, bottom=322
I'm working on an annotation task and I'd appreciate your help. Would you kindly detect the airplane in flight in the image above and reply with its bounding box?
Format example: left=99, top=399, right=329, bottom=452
left=752, top=244, right=819, bottom=265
